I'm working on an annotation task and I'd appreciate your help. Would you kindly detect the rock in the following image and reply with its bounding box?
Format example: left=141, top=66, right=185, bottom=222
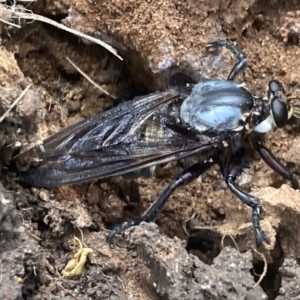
left=128, top=222, right=267, bottom=300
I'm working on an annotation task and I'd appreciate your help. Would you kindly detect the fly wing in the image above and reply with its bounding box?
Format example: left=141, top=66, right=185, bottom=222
left=20, top=89, right=223, bottom=187
left=40, top=90, right=178, bottom=153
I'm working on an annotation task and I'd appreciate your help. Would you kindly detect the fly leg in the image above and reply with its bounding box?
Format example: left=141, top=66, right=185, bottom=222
left=220, top=149, right=269, bottom=246
left=254, top=142, right=299, bottom=190
left=107, top=159, right=215, bottom=247
left=206, top=39, right=248, bottom=81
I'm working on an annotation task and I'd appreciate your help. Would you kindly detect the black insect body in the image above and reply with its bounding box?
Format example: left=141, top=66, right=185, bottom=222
left=20, top=40, right=300, bottom=247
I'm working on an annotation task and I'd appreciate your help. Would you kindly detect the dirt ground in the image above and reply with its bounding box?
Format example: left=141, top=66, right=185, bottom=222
left=1, top=0, right=300, bottom=299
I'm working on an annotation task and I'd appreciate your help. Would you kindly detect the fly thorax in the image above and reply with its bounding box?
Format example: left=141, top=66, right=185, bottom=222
left=180, top=89, right=211, bottom=132
left=180, top=80, right=254, bottom=133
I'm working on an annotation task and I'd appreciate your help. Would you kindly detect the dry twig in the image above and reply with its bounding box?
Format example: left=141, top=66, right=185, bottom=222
left=0, top=84, right=32, bottom=123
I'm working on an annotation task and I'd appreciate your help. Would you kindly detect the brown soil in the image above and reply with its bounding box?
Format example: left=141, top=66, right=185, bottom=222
left=0, top=0, right=300, bottom=299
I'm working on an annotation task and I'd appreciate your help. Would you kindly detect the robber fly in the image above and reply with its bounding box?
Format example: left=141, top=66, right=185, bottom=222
left=20, top=40, right=300, bottom=247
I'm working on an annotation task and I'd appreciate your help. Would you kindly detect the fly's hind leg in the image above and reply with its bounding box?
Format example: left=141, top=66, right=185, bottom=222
left=206, top=39, right=248, bottom=81
left=219, top=149, right=269, bottom=246
left=107, top=159, right=215, bottom=248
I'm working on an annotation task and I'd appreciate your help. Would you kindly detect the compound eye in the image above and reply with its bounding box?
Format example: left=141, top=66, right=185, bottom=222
left=271, top=98, right=288, bottom=128
left=269, top=80, right=283, bottom=93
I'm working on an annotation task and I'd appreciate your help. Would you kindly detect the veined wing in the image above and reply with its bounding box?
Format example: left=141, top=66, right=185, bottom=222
left=20, top=89, right=224, bottom=187
left=40, top=90, right=178, bottom=153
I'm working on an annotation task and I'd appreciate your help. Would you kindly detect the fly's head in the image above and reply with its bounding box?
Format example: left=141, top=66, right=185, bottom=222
left=254, top=80, right=300, bottom=133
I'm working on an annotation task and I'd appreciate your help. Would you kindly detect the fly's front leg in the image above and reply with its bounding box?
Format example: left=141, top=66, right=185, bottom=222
left=220, top=149, right=269, bottom=246
left=107, top=159, right=215, bottom=248
left=206, top=39, right=248, bottom=81
left=255, top=142, right=299, bottom=190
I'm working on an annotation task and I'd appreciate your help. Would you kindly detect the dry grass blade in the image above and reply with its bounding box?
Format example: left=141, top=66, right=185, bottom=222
left=66, top=56, right=117, bottom=100
left=1, top=4, right=123, bottom=60
left=14, top=12, right=122, bottom=60
left=253, top=248, right=267, bottom=287
left=0, top=3, right=20, bottom=28
left=0, top=17, right=21, bottom=28
left=221, top=233, right=240, bottom=252
left=0, top=84, right=32, bottom=123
